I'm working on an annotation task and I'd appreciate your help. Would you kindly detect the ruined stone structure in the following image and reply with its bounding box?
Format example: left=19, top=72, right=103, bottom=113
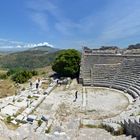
left=79, top=47, right=140, bottom=138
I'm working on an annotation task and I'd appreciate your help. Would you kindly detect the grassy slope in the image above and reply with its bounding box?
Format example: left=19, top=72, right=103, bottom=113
left=0, top=69, right=17, bottom=98
left=0, top=79, right=17, bottom=98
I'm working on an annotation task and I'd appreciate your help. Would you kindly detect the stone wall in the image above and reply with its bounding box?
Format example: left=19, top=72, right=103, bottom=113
left=123, top=117, right=140, bottom=138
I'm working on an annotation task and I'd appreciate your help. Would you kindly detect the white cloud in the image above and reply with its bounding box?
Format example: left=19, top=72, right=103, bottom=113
left=94, top=1, right=140, bottom=45
left=30, top=12, right=49, bottom=32
left=99, top=9, right=140, bottom=42
left=0, top=46, right=15, bottom=49
left=27, top=0, right=57, bottom=32
left=27, top=0, right=59, bottom=19
left=0, top=38, right=25, bottom=48
left=0, top=38, right=9, bottom=42
left=24, top=42, right=54, bottom=48
left=16, top=45, right=22, bottom=48
left=35, top=42, right=54, bottom=47
left=26, top=0, right=140, bottom=48
left=0, top=38, right=54, bottom=50
left=26, top=0, right=84, bottom=35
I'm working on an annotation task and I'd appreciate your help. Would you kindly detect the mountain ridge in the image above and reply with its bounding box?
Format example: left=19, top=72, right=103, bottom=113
left=0, top=45, right=62, bottom=69
left=0, top=42, right=59, bottom=54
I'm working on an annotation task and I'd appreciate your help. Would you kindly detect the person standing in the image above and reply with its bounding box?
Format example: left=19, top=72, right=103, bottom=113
left=75, top=91, right=78, bottom=100
left=30, top=81, right=32, bottom=88
left=73, top=91, right=78, bottom=102
left=36, top=82, right=39, bottom=89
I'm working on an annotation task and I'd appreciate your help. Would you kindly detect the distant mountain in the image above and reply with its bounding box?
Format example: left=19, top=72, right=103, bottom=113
left=0, top=46, right=62, bottom=69
left=0, top=52, right=8, bottom=55
left=0, top=48, right=27, bottom=54
left=28, top=45, right=59, bottom=53
left=0, top=42, right=59, bottom=54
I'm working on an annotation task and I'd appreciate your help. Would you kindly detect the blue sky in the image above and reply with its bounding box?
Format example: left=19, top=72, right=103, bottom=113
left=0, top=0, right=140, bottom=49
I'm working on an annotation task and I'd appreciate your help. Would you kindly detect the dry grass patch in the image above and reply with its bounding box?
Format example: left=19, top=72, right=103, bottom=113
left=36, top=66, right=54, bottom=76
left=4, top=121, right=19, bottom=130
left=0, top=69, right=7, bottom=74
left=0, top=79, right=17, bottom=98
left=41, top=82, right=49, bottom=89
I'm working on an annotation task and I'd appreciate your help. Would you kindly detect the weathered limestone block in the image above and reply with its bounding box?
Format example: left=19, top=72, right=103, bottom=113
left=102, top=122, right=124, bottom=135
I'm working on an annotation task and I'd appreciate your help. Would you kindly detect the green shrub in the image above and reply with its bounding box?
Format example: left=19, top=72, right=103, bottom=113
left=38, top=120, right=43, bottom=127
left=6, top=116, right=12, bottom=123
left=7, top=68, right=25, bottom=76
left=31, top=70, right=38, bottom=76
left=45, top=125, right=51, bottom=133
left=8, top=68, right=38, bottom=84
left=12, top=70, right=32, bottom=83
left=27, top=95, right=32, bottom=99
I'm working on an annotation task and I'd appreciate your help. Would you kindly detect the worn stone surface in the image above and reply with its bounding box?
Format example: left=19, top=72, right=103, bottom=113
left=0, top=79, right=139, bottom=139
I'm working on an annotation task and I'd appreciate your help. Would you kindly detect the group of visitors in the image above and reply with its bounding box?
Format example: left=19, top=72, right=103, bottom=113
left=29, top=78, right=41, bottom=93
left=29, top=78, right=79, bottom=100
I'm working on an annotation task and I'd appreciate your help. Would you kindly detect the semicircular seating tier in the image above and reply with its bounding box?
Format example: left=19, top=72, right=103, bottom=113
left=79, top=48, right=140, bottom=99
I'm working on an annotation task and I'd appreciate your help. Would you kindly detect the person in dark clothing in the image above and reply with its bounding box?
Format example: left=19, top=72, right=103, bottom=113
left=73, top=91, right=78, bottom=102
left=36, top=82, right=39, bottom=89
left=30, top=81, right=32, bottom=88
left=75, top=91, right=78, bottom=99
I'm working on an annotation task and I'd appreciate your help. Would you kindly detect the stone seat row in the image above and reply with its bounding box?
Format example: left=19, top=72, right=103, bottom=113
left=85, top=58, right=140, bottom=99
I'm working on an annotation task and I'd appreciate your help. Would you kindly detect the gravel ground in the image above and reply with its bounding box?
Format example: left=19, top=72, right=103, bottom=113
left=85, top=87, right=129, bottom=119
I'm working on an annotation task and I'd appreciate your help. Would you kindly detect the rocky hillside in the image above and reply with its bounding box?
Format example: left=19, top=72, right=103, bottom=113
left=0, top=46, right=62, bottom=69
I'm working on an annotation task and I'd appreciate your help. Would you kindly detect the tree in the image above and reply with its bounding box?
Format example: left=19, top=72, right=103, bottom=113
left=52, top=49, right=81, bottom=77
